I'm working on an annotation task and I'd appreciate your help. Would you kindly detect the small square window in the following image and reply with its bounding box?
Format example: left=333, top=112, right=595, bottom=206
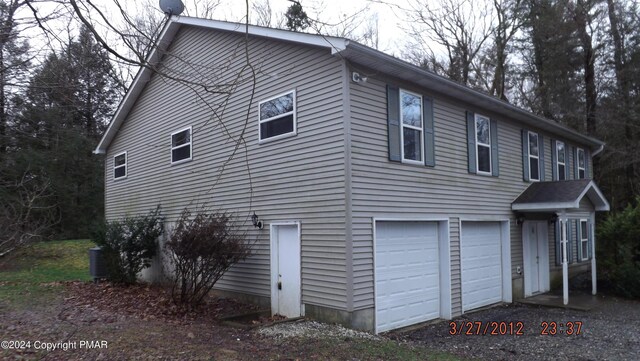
left=259, top=91, right=296, bottom=141
left=114, top=152, right=127, bottom=179
left=171, top=127, right=192, bottom=164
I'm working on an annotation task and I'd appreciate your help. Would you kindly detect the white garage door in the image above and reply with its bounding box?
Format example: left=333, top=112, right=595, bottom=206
left=375, top=221, right=440, bottom=333
left=461, top=222, right=503, bottom=312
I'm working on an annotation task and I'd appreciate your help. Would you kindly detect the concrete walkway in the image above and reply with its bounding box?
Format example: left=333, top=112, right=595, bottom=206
left=516, top=290, right=603, bottom=311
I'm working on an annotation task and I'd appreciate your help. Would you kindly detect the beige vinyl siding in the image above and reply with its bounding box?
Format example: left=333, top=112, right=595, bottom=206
left=105, top=27, right=348, bottom=309
left=348, top=72, right=595, bottom=315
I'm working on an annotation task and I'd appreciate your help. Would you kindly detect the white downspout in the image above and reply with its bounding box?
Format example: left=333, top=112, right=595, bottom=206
left=591, top=212, right=597, bottom=295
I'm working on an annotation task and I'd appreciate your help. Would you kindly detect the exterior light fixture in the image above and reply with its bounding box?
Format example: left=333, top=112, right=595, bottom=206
left=516, top=213, right=526, bottom=226
left=252, top=212, right=263, bottom=229
left=548, top=213, right=559, bottom=224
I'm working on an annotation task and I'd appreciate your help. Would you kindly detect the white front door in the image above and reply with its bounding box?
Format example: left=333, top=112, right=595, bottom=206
left=270, top=223, right=301, bottom=318
left=523, top=221, right=550, bottom=297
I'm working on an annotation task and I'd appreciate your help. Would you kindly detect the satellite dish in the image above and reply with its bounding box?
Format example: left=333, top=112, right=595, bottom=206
left=159, top=0, right=184, bottom=16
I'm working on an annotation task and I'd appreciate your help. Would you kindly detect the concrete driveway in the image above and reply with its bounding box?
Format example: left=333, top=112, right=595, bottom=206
left=398, top=294, right=640, bottom=361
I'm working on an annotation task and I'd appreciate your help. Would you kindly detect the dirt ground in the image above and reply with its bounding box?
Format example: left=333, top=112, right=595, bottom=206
left=0, top=282, right=444, bottom=361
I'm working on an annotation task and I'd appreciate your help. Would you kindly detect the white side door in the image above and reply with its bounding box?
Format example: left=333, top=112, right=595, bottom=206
left=270, top=223, right=301, bottom=317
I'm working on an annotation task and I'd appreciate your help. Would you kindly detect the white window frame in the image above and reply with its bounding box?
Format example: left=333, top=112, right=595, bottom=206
left=556, top=140, right=566, bottom=181
left=577, top=147, right=586, bottom=179
left=475, top=113, right=492, bottom=175
left=258, top=89, right=297, bottom=143
left=528, top=131, right=540, bottom=181
left=399, top=89, right=424, bottom=165
left=579, top=219, right=589, bottom=261
left=170, top=126, right=192, bottom=165
left=113, top=151, right=127, bottom=180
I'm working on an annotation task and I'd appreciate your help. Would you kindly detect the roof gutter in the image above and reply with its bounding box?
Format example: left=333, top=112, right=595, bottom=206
left=339, top=42, right=605, bottom=149
left=591, top=143, right=605, bottom=157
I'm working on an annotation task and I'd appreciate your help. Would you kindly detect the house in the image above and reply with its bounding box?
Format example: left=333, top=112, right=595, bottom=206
left=94, top=16, right=610, bottom=334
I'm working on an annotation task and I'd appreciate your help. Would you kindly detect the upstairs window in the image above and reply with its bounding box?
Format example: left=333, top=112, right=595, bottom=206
left=556, top=141, right=566, bottom=181
left=171, top=127, right=192, bottom=164
left=528, top=131, right=540, bottom=181
left=259, top=90, right=296, bottom=142
left=386, top=85, right=435, bottom=167
left=114, top=152, right=127, bottom=179
left=522, top=130, right=545, bottom=182
left=467, top=111, right=498, bottom=176
left=577, top=148, right=586, bottom=179
left=475, top=114, right=492, bottom=174
left=400, top=90, right=423, bottom=163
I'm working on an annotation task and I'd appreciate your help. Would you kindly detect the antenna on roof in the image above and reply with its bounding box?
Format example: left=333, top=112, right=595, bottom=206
left=159, top=0, right=185, bottom=16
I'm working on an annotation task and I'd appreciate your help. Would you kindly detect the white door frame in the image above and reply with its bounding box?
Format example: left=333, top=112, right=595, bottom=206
left=270, top=221, right=302, bottom=317
left=522, top=220, right=550, bottom=297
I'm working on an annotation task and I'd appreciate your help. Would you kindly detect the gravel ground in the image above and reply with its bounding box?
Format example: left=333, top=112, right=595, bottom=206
left=398, top=295, right=640, bottom=361
left=258, top=320, right=380, bottom=341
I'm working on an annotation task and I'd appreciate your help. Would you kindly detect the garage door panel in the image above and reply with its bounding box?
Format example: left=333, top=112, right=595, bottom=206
left=375, top=221, right=440, bottom=333
left=461, top=222, right=503, bottom=312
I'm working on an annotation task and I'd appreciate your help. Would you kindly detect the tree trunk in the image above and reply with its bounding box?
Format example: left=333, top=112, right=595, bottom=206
left=575, top=0, right=597, bottom=136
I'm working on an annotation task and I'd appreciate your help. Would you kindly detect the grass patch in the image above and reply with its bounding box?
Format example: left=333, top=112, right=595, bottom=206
left=0, top=239, right=95, bottom=306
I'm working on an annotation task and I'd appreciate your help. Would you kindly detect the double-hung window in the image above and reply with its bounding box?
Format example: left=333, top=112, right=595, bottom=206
left=386, top=85, right=435, bottom=167
left=114, top=152, right=127, bottom=180
left=556, top=141, right=566, bottom=181
left=579, top=219, right=589, bottom=261
left=475, top=114, right=491, bottom=174
left=400, top=90, right=423, bottom=163
left=577, top=148, right=586, bottom=179
left=171, top=127, right=192, bottom=164
left=259, top=90, right=296, bottom=142
left=528, top=131, right=540, bottom=181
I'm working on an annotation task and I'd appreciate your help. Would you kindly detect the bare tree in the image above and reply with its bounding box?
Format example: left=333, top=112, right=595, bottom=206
left=0, top=169, right=58, bottom=257
left=404, top=0, right=494, bottom=87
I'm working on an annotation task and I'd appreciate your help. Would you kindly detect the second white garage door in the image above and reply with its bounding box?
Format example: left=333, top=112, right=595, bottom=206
left=461, top=221, right=503, bottom=312
left=375, top=221, right=440, bottom=333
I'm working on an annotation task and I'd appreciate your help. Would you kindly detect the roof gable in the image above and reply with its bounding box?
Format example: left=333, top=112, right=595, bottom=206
left=512, top=180, right=610, bottom=212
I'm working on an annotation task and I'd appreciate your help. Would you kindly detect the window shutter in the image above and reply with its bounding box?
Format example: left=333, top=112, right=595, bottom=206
left=565, top=146, right=570, bottom=180
left=539, top=135, right=546, bottom=181
left=585, top=149, right=591, bottom=179
left=574, top=147, right=579, bottom=179
left=490, top=119, right=499, bottom=176
left=423, top=97, right=435, bottom=167
left=567, top=220, right=574, bottom=264
left=551, top=140, right=557, bottom=181
left=522, top=130, right=530, bottom=181
left=555, top=221, right=562, bottom=265
left=466, top=111, right=476, bottom=174
left=387, top=85, right=401, bottom=162
left=587, top=221, right=593, bottom=259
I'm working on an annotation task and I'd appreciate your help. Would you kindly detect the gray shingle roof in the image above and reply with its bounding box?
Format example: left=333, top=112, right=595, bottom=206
left=512, top=179, right=610, bottom=211
left=512, top=179, right=592, bottom=204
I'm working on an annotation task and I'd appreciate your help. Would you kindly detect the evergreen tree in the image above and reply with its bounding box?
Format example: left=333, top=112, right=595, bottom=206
left=16, top=26, right=121, bottom=238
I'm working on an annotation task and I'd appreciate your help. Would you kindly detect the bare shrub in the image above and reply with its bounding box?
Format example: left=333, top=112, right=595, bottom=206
left=165, top=209, right=252, bottom=308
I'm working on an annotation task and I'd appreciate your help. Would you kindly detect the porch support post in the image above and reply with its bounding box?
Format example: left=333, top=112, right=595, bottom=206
left=561, top=211, right=569, bottom=305
left=591, top=212, right=597, bottom=295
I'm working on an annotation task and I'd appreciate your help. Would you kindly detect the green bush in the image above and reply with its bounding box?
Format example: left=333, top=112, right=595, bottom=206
left=596, top=197, right=640, bottom=299
left=93, top=207, right=164, bottom=284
